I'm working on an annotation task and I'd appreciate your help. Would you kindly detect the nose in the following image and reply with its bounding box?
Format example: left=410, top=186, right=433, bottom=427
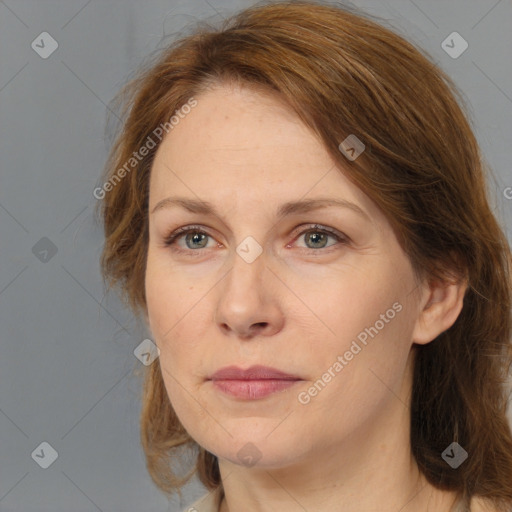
left=214, top=250, right=285, bottom=340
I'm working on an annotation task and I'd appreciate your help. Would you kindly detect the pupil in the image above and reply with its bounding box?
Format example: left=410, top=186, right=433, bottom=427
left=187, top=232, right=206, bottom=248
left=308, top=232, right=326, bottom=248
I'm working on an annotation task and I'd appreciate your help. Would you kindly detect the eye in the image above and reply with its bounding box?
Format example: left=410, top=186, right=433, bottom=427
left=291, top=224, right=349, bottom=252
left=163, top=225, right=217, bottom=253
left=162, top=223, right=349, bottom=255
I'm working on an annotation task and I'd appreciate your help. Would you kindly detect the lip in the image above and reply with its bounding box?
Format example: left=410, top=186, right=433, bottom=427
left=209, top=365, right=301, bottom=380
left=208, top=365, right=302, bottom=400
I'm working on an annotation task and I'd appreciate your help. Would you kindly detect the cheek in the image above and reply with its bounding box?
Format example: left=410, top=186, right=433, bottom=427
left=302, top=268, right=399, bottom=342
left=145, top=252, right=197, bottom=361
left=296, top=300, right=414, bottom=441
left=298, top=261, right=416, bottom=387
left=145, top=264, right=208, bottom=420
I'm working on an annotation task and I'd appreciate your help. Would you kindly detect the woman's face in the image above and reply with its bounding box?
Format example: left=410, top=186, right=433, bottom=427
left=145, top=84, right=424, bottom=469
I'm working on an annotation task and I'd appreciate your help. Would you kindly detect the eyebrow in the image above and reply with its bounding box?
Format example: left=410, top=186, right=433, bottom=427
left=150, top=196, right=370, bottom=221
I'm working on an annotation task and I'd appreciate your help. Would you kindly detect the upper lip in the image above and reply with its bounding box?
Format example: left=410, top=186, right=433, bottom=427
left=209, top=365, right=301, bottom=380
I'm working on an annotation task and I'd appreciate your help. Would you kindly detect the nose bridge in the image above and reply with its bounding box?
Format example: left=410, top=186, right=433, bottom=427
left=223, top=244, right=267, bottom=303
left=214, top=242, right=282, bottom=337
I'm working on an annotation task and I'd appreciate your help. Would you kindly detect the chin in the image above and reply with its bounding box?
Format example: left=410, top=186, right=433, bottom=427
left=208, top=433, right=306, bottom=470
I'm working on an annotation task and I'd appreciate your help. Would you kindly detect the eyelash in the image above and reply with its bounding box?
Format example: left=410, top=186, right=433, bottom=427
left=162, top=224, right=349, bottom=256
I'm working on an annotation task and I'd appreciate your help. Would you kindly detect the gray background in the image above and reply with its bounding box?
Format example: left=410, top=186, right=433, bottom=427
left=1, top=0, right=511, bottom=511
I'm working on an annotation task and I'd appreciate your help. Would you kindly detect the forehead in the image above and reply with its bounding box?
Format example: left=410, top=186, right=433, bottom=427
left=149, top=85, right=380, bottom=222
left=154, top=85, right=325, bottom=167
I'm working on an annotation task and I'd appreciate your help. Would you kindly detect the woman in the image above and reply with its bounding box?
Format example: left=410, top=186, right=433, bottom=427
left=97, top=1, right=512, bottom=511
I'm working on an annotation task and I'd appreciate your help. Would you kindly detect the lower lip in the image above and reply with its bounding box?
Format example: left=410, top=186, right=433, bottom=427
left=211, top=379, right=300, bottom=399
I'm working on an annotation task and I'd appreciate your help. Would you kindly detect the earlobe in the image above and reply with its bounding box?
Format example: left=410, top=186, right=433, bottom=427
left=412, top=275, right=468, bottom=345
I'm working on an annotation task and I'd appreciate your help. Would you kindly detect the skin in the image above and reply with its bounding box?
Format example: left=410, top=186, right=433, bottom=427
left=145, top=83, right=470, bottom=512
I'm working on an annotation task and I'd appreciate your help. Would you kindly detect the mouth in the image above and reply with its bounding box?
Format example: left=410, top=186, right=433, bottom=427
left=207, top=365, right=302, bottom=400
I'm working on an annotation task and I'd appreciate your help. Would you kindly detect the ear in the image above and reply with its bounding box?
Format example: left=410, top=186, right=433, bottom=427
left=412, top=273, right=468, bottom=345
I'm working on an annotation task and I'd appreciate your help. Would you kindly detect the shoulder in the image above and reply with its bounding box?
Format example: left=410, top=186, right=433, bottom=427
left=181, top=486, right=223, bottom=512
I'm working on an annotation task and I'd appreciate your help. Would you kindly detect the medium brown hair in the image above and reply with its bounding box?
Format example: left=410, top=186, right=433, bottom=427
left=96, top=1, right=512, bottom=509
